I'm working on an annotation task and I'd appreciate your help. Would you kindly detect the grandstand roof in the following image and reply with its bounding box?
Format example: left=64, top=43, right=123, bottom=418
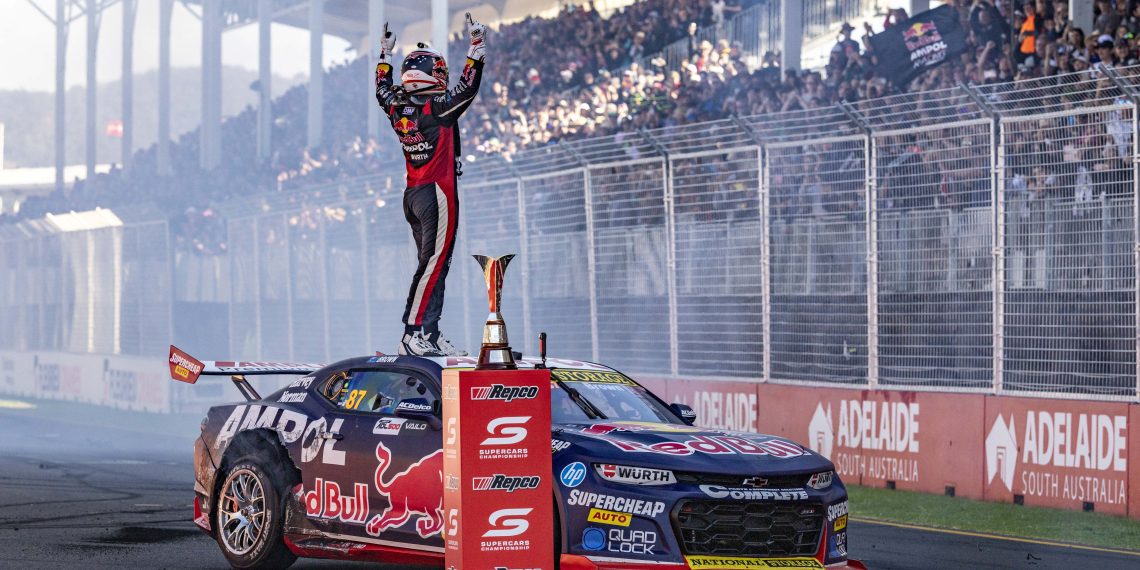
left=183, top=0, right=502, bottom=42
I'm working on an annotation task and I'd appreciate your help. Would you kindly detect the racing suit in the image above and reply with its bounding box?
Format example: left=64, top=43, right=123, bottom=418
left=376, top=56, right=484, bottom=336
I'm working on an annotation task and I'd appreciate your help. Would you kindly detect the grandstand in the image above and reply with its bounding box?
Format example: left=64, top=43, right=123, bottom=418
left=2, top=0, right=1136, bottom=397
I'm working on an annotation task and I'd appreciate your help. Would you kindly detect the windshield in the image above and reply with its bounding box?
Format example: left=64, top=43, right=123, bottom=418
left=549, top=369, right=680, bottom=424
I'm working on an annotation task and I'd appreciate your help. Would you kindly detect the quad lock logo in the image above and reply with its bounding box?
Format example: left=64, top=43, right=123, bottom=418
left=986, top=411, right=1127, bottom=504
left=809, top=400, right=920, bottom=482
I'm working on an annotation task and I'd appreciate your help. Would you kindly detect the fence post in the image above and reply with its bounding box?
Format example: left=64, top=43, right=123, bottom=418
left=732, top=116, right=769, bottom=383
left=319, top=212, right=331, bottom=361
left=640, top=129, right=679, bottom=377
left=514, top=177, right=533, bottom=355
left=840, top=101, right=878, bottom=389
left=560, top=143, right=600, bottom=362
left=962, top=84, right=1003, bottom=395
left=1104, top=66, right=1140, bottom=401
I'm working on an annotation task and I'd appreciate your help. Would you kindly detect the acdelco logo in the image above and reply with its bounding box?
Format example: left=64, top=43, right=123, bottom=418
left=470, top=384, right=539, bottom=402
left=483, top=508, right=532, bottom=537
left=482, top=416, right=529, bottom=446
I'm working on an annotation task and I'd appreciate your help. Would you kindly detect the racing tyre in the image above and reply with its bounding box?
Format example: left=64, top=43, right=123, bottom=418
left=215, top=457, right=296, bottom=569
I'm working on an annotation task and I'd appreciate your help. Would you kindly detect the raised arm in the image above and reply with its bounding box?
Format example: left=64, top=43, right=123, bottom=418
left=433, top=13, right=486, bottom=121
left=375, top=23, right=403, bottom=114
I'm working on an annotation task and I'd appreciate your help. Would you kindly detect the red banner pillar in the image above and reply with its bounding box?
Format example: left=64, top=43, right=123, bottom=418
left=443, top=368, right=554, bottom=569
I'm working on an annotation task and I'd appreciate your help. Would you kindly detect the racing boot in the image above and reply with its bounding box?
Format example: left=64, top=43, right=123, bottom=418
left=434, top=334, right=468, bottom=357
left=399, top=331, right=444, bottom=356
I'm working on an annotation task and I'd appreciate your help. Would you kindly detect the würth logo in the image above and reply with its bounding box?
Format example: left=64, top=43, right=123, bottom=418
left=470, top=384, right=539, bottom=402
left=472, top=474, right=541, bottom=492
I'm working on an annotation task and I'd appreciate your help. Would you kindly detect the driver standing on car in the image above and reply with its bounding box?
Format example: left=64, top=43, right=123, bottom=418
left=375, top=15, right=486, bottom=357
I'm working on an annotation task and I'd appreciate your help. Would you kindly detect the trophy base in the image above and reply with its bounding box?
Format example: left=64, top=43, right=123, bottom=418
left=477, top=345, right=517, bottom=370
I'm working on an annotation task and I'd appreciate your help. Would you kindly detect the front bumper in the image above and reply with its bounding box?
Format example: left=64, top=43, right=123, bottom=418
left=559, top=554, right=867, bottom=569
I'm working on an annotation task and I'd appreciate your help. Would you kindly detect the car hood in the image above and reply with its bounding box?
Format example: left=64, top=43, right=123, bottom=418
left=553, top=420, right=833, bottom=475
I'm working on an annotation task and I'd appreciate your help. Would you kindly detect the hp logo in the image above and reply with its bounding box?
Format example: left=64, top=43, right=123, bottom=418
left=559, top=462, right=587, bottom=488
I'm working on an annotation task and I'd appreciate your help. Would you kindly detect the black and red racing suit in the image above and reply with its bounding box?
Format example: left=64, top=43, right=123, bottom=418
left=376, top=56, right=484, bottom=335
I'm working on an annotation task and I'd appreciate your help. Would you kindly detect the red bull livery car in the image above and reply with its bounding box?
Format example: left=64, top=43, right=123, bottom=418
left=170, top=346, right=865, bottom=569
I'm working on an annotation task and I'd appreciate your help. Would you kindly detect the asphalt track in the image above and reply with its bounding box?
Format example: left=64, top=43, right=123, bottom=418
left=1, top=400, right=1138, bottom=570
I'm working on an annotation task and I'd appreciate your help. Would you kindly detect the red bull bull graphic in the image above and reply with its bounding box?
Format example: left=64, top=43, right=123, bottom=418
left=394, top=117, right=417, bottom=135
left=365, top=443, right=446, bottom=538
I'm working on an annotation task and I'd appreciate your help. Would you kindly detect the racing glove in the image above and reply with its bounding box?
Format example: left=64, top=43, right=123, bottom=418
left=466, top=13, right=487, bottom=62
left=378, top=22, right=397, bottom=64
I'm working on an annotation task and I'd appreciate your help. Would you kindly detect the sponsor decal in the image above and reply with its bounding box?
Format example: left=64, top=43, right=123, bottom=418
left=604, top=528, right=657, bottom=555
left=672, top=390, right=758, bottom=432
left=700, top=485, right=808, bottom=501
left=829, top=529, right=848, bottom=558
left=827, top=501, right=849, bottom=522
left=551, top=369, right=635, bottom=385
left=396, top=400, right=432, bottom=413
left=552, top=439, right=571, bottom=454
left=214, top=405, right=306, bottom=450
left=405, top=421, right=428, bottom=430
left=685, top=557, right=824, bottom=569
left=470, top=384, right=539, bottom=402
left=168, top=346, right=204, bottom=384
left=741, top=477, right=768, bottom=487
left=373, top=418, right=407, bottom=435
left=806, top=471, right=833, bottom=490
left=368, top=356, right=398, bottom=363
left=809, top=401, right=920, bottom=483
left=472, top=474, right=542, bottom=492
left=565, top=490, right=665, bottom=517
left=834, top=514, right=847, bottom=531
left=598, top=434, right=806, bottom=458
left=481, top=508, right=532, bottom=551
left=560, top=462, right=587, bottom=488
left=366, top=443, right=445, bottom=538
left=402, top=106, right=415, bottom=115
left=580, top=422, right=701, bottom=435
left=586, top=507, right=631, bottom=527
left=211, top=361, right=322, bottom=373
left=279, top=392, right=307, bottom=403
left=301, top=418, right=346, bottom=465
left=287, top=376, right=314, bottom=389
left=986, top=411, right=1127, bottom=504
left=304, top=477, right=369, bottom=524
left=595, top=464, right=675, bottom=485
left=394, top=117, right=417, bottom=134
left=480, top=416, right=530, bottom=460
left=446, top=475, right=460, bottom=491
left=581, top=527, right=606, bottom=551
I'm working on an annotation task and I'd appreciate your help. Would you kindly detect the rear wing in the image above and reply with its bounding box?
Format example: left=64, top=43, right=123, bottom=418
left=169, top=345, right=324, bottom=401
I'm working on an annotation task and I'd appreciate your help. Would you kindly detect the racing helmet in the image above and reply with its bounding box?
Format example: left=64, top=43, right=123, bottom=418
left=402, top=43, right=448, bottom=95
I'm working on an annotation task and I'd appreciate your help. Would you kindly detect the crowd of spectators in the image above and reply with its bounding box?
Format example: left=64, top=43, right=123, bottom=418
left=5, top=0, right=1140, bottom=252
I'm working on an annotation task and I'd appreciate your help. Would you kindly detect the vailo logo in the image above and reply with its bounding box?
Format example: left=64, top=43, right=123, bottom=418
left=986, top=414, right=1018, bottom=492
left=808, top=402, right=834, bottom=459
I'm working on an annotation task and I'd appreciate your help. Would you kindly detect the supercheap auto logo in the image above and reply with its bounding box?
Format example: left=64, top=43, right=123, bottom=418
left=470, top=384, right=539, bottom=402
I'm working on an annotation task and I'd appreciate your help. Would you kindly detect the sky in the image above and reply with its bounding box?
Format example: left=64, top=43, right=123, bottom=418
left=0, top=0, right=356, bottom=92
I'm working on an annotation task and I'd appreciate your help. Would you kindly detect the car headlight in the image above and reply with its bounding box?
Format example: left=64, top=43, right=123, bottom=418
left=594, top=463, right=676, bottom=485
left=807, top=470, right=834, bottom=489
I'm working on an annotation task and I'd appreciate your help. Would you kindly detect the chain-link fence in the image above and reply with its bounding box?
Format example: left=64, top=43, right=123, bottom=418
left=3, top=66, right=1140, bottom=401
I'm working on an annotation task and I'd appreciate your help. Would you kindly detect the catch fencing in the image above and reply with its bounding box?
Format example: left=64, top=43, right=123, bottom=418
left=3, top=66, right=1140, bottom=402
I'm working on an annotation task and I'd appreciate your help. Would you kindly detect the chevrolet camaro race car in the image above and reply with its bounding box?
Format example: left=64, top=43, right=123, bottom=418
left=170, top=346, right=865, bottom=570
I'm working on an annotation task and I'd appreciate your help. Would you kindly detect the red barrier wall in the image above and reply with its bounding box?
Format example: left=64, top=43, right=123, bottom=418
left=639, top=375, right=1140, bottom=519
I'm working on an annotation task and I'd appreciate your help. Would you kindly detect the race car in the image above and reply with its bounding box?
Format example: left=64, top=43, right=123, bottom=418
left=169, top=345, right=865, bottom=569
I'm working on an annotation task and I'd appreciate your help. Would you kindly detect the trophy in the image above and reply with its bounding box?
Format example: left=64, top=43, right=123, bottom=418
left=473, top=254, right=517, bottom=370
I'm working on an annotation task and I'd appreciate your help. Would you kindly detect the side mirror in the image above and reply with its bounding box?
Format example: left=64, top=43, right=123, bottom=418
left=395, top=397, right=442, bottom=429
left=670, top=403, right=697, bottom=426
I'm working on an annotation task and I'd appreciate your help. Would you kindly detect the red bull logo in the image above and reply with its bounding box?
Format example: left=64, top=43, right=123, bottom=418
left=395, top=117, right=417, bottom=135
left=903, top=21, right=937, bottom=40
left=365, top=443, right=445, bottom=538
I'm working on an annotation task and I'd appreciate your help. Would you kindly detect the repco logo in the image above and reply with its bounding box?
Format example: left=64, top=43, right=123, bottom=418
left=470, top=384, right=539, bottom=402
left=472, top=474, right=541, bottom=492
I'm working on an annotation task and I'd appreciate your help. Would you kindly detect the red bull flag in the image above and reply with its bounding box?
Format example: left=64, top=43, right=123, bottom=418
left=869, top=5, right=967, bottom=87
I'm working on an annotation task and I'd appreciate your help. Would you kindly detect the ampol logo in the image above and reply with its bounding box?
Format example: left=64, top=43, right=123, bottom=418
left=808, top=403, right=834, bottom=459
left=985, top=414, right=1018, bottom=492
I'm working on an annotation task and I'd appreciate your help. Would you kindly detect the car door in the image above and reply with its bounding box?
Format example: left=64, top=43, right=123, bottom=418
left=304, top=366, right=444, bottom=548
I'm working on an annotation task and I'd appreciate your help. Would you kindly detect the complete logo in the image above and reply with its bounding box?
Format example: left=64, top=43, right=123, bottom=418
left=560, top=462, right=587, bottom=488
left=470, top=384, right=539, bottom=402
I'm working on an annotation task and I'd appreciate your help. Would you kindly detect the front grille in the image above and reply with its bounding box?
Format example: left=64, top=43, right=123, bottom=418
left=674, top=471, right=808, bottom=489
left=674, top=500, right=823, bottom=557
